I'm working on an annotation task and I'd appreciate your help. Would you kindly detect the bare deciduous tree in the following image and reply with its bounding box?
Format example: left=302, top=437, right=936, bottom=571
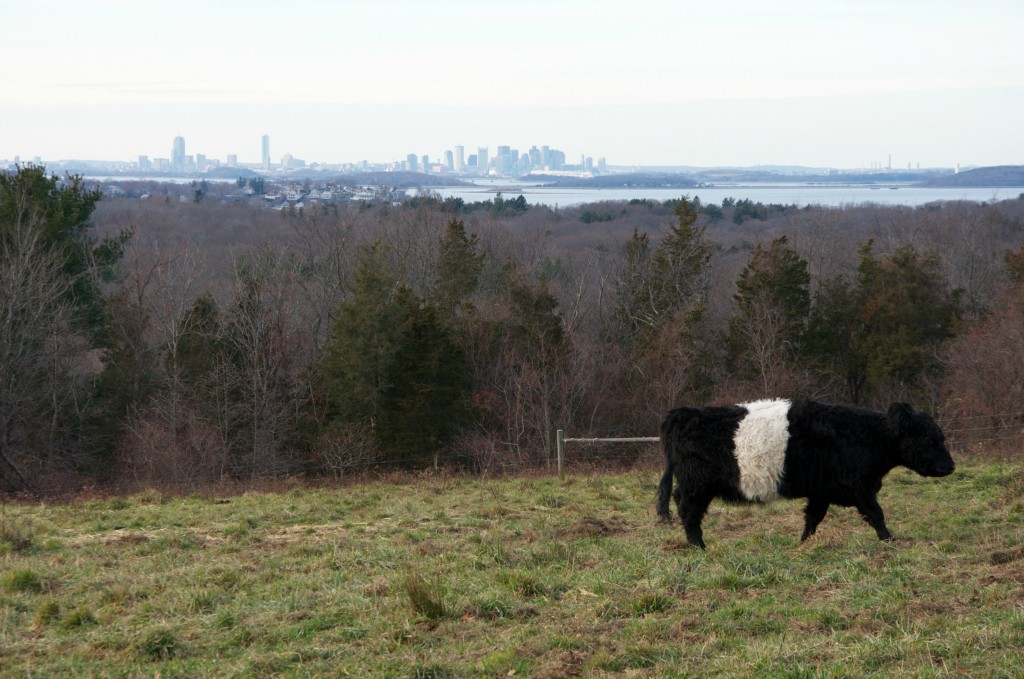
left=0, top=222, right=79, bottom=491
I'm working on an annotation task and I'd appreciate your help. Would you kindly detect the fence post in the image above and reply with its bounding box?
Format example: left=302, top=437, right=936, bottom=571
left=556, top=429, right=565, bottom=479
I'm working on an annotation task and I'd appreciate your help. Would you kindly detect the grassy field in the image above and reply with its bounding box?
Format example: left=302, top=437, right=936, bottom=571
left=2, top=461, right=1023, bottom=677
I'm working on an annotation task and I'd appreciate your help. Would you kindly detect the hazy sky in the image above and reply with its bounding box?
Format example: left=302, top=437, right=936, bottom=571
left=3, top=0, right=1022, bottom=168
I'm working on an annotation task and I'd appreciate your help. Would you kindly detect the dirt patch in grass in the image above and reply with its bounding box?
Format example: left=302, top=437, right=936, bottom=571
left=983, top=565, right=1024, bottom=590
left=534, top=649, right=590, bottom=678
left=557, top=516, right=630, bottom=539
left=661, top=537, right=696, bottom=552
left=68, top=529, right=156, bottom=546
left=991, top=547, right=1024, bottom=565
left=259, top=523, right=347, bottom=546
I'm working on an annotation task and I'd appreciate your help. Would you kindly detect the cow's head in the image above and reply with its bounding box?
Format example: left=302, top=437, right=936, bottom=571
left=887, top=402, right=955, bottom=477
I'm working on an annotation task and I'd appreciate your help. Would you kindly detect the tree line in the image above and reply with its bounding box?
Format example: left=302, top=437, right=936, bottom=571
left=3, top=165, right=1024, bottom=493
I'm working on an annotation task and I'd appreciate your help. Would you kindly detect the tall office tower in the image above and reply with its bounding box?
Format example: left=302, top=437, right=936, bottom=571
left=597, top=157, right=606, bottom=173
left=444, top=149, right=454, bottom=171
left=138, top=155, right=151, bottom=171
left=540, top=145, right=550, bottom=168
left=172, top=136, right=185, bottom=171
left=528, top=146, right=541, bottom=168
left=454, top=145, right=464, bottom=172
left=261, top=135, right=270, bottom=170
left=421, top=155, right=429, bottom=171
left=496, top=146, right=512, bottom=175
left=407, top=153, right=419, bottom=172
left=477, top=147, right=488, bottom=175
left=227, top=154, right=238, bottom=167
left=196, top=153, right=207, bottom=172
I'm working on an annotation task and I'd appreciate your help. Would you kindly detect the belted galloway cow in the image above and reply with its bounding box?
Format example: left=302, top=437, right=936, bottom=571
left=656, top=399, right=955, bottom=549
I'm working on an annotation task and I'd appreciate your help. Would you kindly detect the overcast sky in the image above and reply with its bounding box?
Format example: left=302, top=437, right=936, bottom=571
left=2, top=0, right=1022, bottom=168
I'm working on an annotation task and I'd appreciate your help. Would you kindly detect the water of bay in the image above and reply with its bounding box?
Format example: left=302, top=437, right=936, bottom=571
left=425, top=179, right=1024, bottom=208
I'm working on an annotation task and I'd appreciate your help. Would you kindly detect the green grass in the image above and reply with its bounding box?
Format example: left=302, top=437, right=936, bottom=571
left=1, top=461, right=1023, bottom=677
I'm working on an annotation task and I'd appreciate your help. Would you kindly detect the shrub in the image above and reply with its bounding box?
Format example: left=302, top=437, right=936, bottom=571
left=62, top=607, right=97, bottom=628
left=137, top=627, right=179, bottom=660
left=34, top=598, right=60, bottom=626
left=1, top=568, right=44, bottom=593
left=403, top=573, right=448, bottom=620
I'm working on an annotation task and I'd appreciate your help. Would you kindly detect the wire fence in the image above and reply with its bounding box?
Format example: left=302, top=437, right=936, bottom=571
left=5, top=411, right=1022, bottom=501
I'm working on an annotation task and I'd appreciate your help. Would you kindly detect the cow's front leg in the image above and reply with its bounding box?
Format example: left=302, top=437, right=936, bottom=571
left=855, top=495, right=893, bottom=541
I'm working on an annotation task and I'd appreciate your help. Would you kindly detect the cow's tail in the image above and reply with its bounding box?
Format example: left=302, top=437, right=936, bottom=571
left=656, top=465, right=674, bottom=521
left=656, top=412, right=676, bottom=521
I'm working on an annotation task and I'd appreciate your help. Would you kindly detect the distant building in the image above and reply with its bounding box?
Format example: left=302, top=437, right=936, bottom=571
left=138, top=155, right=151, bottom=171
left=281, top=153, right=305, bottom=169
left=454, top=145, right=464, bottom=172
left=444, top=149, right=454, bottom=171
left=172, top=136, right=185, bottom=171
left=407, top=153, right=419, bottom=172
left=262, top=135, right=270, bottom=171
left=226, top=154, right=238, bottom=167
left=477, top=147, right=488, bottom=175
left=528, top=146, right=541, bottom=168
left=196, top=153, right=207, bottom=172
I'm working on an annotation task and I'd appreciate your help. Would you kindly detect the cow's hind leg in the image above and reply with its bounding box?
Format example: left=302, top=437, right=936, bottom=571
left=801, top=498, right=830, bottom=542
left=678, top=490, right=713, bottom=550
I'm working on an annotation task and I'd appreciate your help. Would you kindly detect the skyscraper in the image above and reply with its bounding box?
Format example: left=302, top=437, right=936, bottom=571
left=454, top=145, right=464, bottom=172
left=261, top=135, right=270, bottom=171
left=172, top=136, right=185, bottom=172
left=477, top=147, right=489, bottom=175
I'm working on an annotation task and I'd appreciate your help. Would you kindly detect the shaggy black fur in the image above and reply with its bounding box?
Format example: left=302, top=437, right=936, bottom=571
left=656, top=400, right=955, bottom=549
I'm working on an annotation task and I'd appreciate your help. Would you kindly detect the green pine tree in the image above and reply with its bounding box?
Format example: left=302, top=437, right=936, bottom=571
left=433, top=217, right=484, bottom=319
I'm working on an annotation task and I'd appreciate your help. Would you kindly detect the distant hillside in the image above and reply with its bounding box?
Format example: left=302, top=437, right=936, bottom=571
left=526, top=172, right=701, bottom=188
left=925, top=166, right=1024, bottom=187
left=318, top=171, right=472, bottom=188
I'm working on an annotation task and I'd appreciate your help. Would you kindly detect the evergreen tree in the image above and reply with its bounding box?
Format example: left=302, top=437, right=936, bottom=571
left=806, top=241, right=960, bottom=404
left=729, top=236, right=811, bottom=385
left=321, top=241, right=468, bottom=465
left=0, top=166, right=129, bottom=333
left=806, top=277, right=868, bottom=402
left=611, top=197, right=711, bottom=345
left=857, top=243, right=960, bottom=391
left=432, top=217, right=484, bottom=319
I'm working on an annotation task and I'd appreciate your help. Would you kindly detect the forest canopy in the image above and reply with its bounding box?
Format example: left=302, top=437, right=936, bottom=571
left=3, top=165, right=1024, bottom=493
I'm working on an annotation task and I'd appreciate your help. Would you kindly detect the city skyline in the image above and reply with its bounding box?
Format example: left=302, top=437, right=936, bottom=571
left=9, top=133, right=611, bottom=177
left=2, top=1, right=1023, bottom=168
left=0, top=131, right=981, bottom=177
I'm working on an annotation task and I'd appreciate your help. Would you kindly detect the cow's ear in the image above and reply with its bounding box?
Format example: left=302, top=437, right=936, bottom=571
left=886, top=402, right=915, bottom=434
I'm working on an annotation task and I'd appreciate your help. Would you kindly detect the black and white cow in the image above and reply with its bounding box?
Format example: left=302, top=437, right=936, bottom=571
left=656, top=399, right=955, bottom=549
